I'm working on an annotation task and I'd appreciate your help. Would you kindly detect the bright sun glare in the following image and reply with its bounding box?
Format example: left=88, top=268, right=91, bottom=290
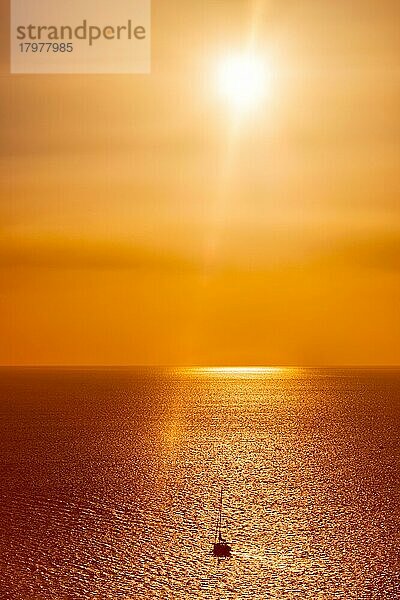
left=216, top=52, right=269, bottom=113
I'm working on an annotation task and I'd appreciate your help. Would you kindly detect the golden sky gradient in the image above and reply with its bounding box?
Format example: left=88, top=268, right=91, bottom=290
left=1, top=0, right=399, bottom=365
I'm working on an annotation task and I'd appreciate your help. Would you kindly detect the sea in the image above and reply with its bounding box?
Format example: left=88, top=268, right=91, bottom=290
left=0, top=367, right=399, bottom=599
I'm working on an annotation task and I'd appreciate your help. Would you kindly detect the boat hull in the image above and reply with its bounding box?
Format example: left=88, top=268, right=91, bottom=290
left=213, top=542, right=232, bottom=557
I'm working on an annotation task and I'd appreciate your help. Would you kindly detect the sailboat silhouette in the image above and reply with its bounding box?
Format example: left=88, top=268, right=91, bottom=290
left=213, top=488, right=232, bottom=557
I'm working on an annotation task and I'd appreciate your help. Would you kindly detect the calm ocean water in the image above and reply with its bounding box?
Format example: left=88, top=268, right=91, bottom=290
left=0, top=367, right=399, bottom=599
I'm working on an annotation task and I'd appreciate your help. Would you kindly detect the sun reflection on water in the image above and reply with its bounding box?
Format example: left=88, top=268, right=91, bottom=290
left=182, top=366, right=297, bottom=377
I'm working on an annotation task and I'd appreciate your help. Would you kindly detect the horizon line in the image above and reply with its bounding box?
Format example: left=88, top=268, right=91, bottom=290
left=0, top=364, right=399, bottom=369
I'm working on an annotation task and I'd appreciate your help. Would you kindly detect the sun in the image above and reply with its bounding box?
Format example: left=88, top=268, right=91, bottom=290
left=216, top=52, right=270, bottom=113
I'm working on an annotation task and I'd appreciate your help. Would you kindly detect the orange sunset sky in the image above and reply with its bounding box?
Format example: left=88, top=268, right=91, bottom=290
left=0, top=0, right=399, bottom=365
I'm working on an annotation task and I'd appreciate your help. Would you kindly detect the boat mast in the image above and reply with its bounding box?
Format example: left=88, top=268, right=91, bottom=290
left=216, top=487, right=223, bottom=542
